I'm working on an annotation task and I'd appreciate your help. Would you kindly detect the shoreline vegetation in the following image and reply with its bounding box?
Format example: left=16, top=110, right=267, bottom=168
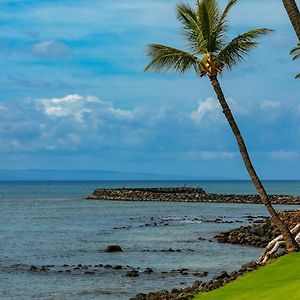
left=87, top=187, right=300, bottom=205
left=194, top=253, right=300, bottom=300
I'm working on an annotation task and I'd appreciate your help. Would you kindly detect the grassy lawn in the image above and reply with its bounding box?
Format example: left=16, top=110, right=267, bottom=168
left=194, top=253, right=300, bottom=300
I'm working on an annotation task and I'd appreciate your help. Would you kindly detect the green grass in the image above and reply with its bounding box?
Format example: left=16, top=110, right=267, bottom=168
left=194, top=253, right=300, bottom=300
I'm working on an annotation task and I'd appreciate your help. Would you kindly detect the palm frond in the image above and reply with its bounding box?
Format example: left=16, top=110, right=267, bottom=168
left=216, top=28, right=273, bottom=69
left=197, top=0, right=221, bottom=52
left=215, top=0, right=237, bottom=35
left=145, top=0, right=272, bottom=77
left=210, top=0, right=238, bottom=53
left=176, top=3, right=206, bottom=53
left=290, top=43, right=300, bottom=60
left=290, top=43, right=300, bottom=79
left=145, top=44, right=203, bottom=74
left=220, top=0, right=238, bottom=21
left=203, top=0, right=221, bottom=29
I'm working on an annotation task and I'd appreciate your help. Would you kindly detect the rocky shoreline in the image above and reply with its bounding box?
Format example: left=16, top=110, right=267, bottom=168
left=215, top=219, right=279, bottom=248
left=215, top=210, right=300, bottom=248
left=24, top=258, right=257, bottom=300
left=130, top=261, right=260, bottom=300
left=88, top=187, right=300, bottom=204
left=130, top=209, right=300, bottom=300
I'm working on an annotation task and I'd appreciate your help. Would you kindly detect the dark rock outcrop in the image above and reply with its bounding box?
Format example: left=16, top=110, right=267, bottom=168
left=126, top=270, right=139, bottom=277
left=215, top=210, right=300, bottom=248
left=215, top=219, right=279, bottom=248
left=105, top=245, right=123, bottom=252
left=144, top=268, right=154, bottom=274
left=113, top=265, right=123, bottom=270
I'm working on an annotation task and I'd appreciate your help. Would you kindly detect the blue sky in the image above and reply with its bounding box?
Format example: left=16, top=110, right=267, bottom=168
left=0, top=0, right=299, bottom=179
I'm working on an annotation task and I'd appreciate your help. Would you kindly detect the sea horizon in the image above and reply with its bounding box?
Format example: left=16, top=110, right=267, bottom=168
left=1, top=180, right=300, bottom=198
left=2, top=179, right=300, bottom=182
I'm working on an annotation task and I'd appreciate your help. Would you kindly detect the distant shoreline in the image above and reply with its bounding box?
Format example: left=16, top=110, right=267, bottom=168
left=88, top=187, right=300, bottom=205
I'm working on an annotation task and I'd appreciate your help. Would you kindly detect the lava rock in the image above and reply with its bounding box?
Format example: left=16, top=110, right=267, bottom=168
left=126, top=270, right=139, bottom=277
left=105, top=245, right=123, bottom=252
left=113, top=265, right=123, bottom=270
left=144, top=268, right=154, bottom=274
left=104, top=264, right=113, bottom=269
left=193, top=271, right=208, bottom=277
left=84, top=271, right=95, bottom=275
left=213, top=271, right=229, bottom=280
left=30, top=265, right=38, bottom=272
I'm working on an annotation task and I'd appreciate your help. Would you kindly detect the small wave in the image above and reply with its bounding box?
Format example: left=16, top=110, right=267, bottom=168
left=179, top=220, right=203, bottom=224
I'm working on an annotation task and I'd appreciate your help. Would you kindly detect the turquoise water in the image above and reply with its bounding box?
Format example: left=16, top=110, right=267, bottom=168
left=0, top=181, right=299, bottom=299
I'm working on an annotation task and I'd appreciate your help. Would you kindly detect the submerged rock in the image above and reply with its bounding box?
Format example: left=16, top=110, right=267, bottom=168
left=84, top=271, right=95, bottom=275
left=144, top=268, right=154, bottom=274
left=105, top=245, right=123, bottom=252
left=104, top=264, right=113, bottom=269
left=113, top=265, right=123, bottom=270
left=192, top=271, right=208, bottom=277
left=29, top=265, right=38, bottom=272
left=126, top=270, right=139, bottom=277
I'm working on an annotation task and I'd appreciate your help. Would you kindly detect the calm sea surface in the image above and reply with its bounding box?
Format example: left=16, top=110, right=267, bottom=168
left=1, top=180, right=300, bottom=299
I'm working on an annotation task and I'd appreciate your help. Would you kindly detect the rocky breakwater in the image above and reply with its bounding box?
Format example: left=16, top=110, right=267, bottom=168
left=88, top=187, right=206, bottom=202
left=87, top=187, right=300, bottom=204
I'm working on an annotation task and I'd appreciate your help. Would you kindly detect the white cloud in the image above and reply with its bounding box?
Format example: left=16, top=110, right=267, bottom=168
left=105, top=107, right=135, bottom=120
left=187, top=151, right=236, bottom=161
left=271, top=151, right=299, bottom=160
left=227, top=98, right=250, bottom=115
left=32, top=40, right=70, bottom=57
left=9, top=139, right=22, bottom=150
left=190, top=97, right=221, bottom=125
left=67, top=133, right=81, bottom=145
left=39, top=94, right=90, bottom=122
left=0, top=104, right=7, bottom=111
left=0, top=93, right=168, bottom=153
left=260, top=100, right=281, bottom=110
left=190, top=97, right=249, bottom=125
left=38, top=94, right=140, bottom=123
left=1, top=92, right=300, bottom=164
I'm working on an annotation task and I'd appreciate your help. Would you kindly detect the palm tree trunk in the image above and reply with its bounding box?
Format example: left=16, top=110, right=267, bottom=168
left=209, top=75, right=299, bottom=253
left=282, top=0, right=300, bottom=42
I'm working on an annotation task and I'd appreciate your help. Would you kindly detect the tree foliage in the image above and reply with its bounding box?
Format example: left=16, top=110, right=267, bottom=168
left=291, top=43, right=300, bottom=78
left=145, top=0, right=272, bottom=77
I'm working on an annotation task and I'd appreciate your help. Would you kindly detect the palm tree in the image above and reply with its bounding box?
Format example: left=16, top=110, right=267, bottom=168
left=282, top=0, right=300, bottom=42
left=145, top=0, right=299, bottom=252
left=291, top=43, right=300, bottom=78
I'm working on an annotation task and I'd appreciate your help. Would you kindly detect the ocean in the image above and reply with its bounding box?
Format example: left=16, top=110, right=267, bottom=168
left=1, top=180, right=300, bottom=299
